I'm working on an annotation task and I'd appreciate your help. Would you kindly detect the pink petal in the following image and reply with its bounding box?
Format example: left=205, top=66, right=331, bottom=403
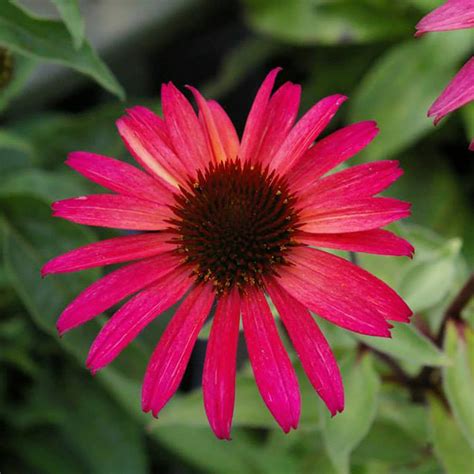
left=258, top=82, right=301, bottom=167
left=470, top=139, right=474, bottom=151
left=239, top=68, right=281, bottom=163
left=116, top=107, right=184, bottom=187
left=203, top=288, right=240, bottom=440
left=208, top=100, right=239, bottom=161
left=428, top=56, right=474, bottom=125
left=187, top=86, right=227, bottom=163
left=415, top=0, right=474, bottom=36
left=161, top=82, right=209, bottom=171
left=296, top=229, right=414, bottom=257
left=52, top=194, right=172, bottom=231
left=87, top=267, right=193, bottom=373
left=142, top=284, right=214, bottom=416
left=299, top=161, right=403, bottom=208
left=66, top=151, right=174, bottom=203
left=300, top=197, right=411, bottom=234
left=287, top=121, right=379, bottom=194
left=278, top=246, right=411, bottom=336
left=271, top=94, right=347, bottom=175
left=241, top=287, right=300, bottom=433
left=41, top=233, right=176, bottom=275
left=266, top=279, right=344, bottom=415
left=56, top=252, right=181, bottom=335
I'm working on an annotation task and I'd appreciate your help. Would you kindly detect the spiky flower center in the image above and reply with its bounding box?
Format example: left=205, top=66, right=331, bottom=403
left=168, top=159, right=300, bottom=294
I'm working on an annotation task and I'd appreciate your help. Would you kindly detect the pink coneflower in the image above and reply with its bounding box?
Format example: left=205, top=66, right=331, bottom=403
left=415, top=0, right=474, bottom=150
left=42, top=69, right=413, bottom=439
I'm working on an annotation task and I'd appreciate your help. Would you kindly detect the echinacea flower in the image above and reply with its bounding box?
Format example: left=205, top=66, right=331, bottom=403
left=415, top=0, right=474, bottom=150
left=42, top=69, right=413, bottom=440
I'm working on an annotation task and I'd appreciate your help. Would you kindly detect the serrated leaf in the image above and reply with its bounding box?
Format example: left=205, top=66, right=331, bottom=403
left=443, top=321, right=474, bottom=448
left=0, top=1, right=124, bottom=99
left=349, top=30, right=474, bottom=160
left=428, top=395, right=474, bottom=474
left=322, top=354, right=380, bottom=474
left=49, top=0, right=85, bottom=49
left=357, top=323, right=449, bottom=367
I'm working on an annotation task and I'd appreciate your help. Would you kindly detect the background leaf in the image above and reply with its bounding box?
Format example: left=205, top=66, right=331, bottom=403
left=429, top=395, right=474, bottom=474
left=243, top=0, right=415, bottom=45
left=349, top=30, right=474, bottom=160
left=322, top=354, right=380, bottom=474
left=442, top=322, right=474, bottom=448
left=0, top=1, right=124, bottom=99
left=49, top=0, right=85, bottom=49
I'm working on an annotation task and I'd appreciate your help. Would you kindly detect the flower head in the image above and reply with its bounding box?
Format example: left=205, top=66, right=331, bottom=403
left=42, top=69, right=413, bottom=439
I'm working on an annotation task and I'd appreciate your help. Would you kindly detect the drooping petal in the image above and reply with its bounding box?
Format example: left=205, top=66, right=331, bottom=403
left=415, top=0, right=474, bottom=36
left=56, top=252, right=181, bottom=335
left=187, top=86, right=227, bottom=163
left=52, top=194, right=172, bottom=231
left=258, top=82, right=301, bottom=167
left=271, top=94, right=347, bottom=175
left=41, top=233, right=176, bottom=275
left=278, top=246, right=411, bottom=336
left=142, top=284, right=214, bottom=416
left=208, top=100, right=240, bottom=161
left=203, top=288, right=240, bottom=440
left=287, top=121, right=379, bottom=194
left=299, top=161, right=403, bottom=207
left=266, top=279, right=344, bottom=415
left=428, top=56, right=474, bottom=125
left=241, top=287, right=300, bottom=433
left=87, top=267, right=193, bottom=373
left=296, top=229, right=414, bottom=257
left=116, top=107, right=184, bottom=186
left=161, top=82, right=209, bottom=170
left=66, top=151, right=174, bottom=203
left=300, top=197, right=411, bottom=234
left=239, top=68, right=281, bottom=163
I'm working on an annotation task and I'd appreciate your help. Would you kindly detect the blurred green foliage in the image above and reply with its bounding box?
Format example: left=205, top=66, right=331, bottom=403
left=1, top=0, right=473, bottom=473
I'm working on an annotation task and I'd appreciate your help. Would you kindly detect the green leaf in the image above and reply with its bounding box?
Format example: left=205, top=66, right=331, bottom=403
left=49, top=0, right=85, bottom=49
left=428, top=395, right=474, bottom=474
left=0, top=168, right=93, bottom=202
left=0, top=1, right=124, bottom=99
left=203, top=37, right=280, bottom=99
left=150, top=426, right=279, bottom=474
left=244, top=0, right=415, bottom=45
left=357, top=323, right=449, bottom=367
left=399, top=238, right=462, bottom=312
left=442, top=321, right=474, bottom=448
left=60, top=373, right=149, bottom=474
left=0, top=51, right=37, bottom=113
left=322, top=354, right=380, bottom=474
left=349, top=30, right=474, bottom=160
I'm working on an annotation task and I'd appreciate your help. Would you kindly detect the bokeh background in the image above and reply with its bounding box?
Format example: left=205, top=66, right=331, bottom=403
left=1, top=1, right=473, bottom=473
